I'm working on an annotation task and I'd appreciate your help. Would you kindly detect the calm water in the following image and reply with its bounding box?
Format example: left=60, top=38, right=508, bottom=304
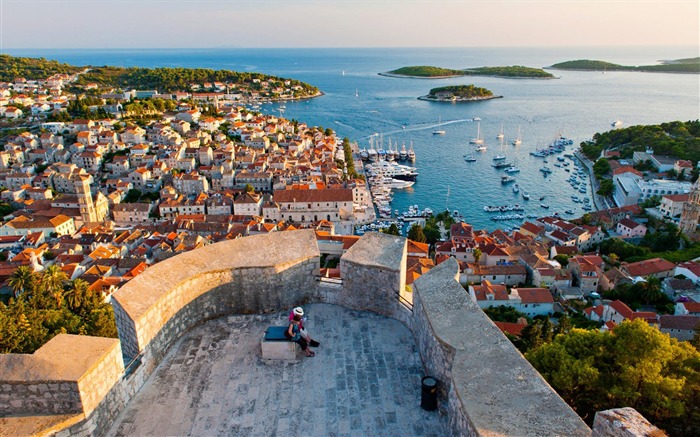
left=8, top=47, right=699, bottom=230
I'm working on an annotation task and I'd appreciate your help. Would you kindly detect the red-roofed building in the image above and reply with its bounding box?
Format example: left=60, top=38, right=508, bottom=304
left=569, top=255, right=604, bottom=294
left=493, top=320, right=529, bottom=338
left=468, top=280, right=516, bottom=309
left=616, top=218, right=647, bottom=238
left=675, top=261, right=700, bottom=284
left=613, top=166, right=643, bottom=178
left=601, top=300, right=658, bottom=324
left=675, top=301, right=700, bottom=316
left=511, top=287, right=554, bottom=317
left=659, top=315, right=700, bottom=341
left=660, top=193, right=689, bottom=218
left=621, top=258, right=675, bottom=279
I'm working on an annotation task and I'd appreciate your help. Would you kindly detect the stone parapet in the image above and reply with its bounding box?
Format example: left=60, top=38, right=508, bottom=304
left=412, top=257, right=591, bottom=436
left=112, top=229, right=320, bottom=361
left=0, top=334, right=123, bottom=418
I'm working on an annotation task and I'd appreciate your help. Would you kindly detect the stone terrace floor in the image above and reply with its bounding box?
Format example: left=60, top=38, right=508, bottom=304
left=106, top=303, right=449, bottom=436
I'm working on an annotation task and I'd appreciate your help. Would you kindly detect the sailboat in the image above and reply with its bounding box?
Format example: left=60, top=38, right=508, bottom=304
left=355, top=89, right=359, bottom=98
left=496, top=124, right=504, bottom=140
left=432, top=116, right=446, bottom=135
left=512, top=125, right=522, bottom=146
left=469, top=122, right=484, bottom=144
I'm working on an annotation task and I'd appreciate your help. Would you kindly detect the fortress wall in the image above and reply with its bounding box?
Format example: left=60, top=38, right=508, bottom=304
left=336, top=232, right=412, bottom=327
left=411, top=257, right=591, bottom=437
left=0, top=335, right=123, bottom=418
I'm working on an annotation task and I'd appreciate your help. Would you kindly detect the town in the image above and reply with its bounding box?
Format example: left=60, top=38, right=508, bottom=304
left=0, top=59, right=699, bottom=436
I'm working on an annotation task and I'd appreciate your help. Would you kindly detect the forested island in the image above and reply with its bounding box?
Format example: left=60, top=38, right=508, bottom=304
left=381, top=65, right=554, bottom=79
left=418, top=84, right=502, bottom=102
left=549, top=57, right=700, bottom=74
left=0, top=54, right=320, bottom=97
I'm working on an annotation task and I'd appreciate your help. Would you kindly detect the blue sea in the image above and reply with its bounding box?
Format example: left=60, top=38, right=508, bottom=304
left=7, top=47, right=699, bottom=230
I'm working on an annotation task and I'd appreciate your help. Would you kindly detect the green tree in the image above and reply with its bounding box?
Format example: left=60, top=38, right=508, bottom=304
left=40, top=265, right=68, bottom=308
left=526, top=320, right=700, bottom=433
left=597, top=179, right=614, bottom=197
left=383, top=223, right=400, bottom=236
left=8, top=266, right=37, bottom=299
left=473, top=248, right=482, bottom=264
left=123, top=189, right=142, bottom=203
left=593, top=158, right=611, bottom=177
left=554, top=254, right=569, bottom=267
left=244, top=183, right=255, bottom=193
left=554, top=314, right=573, bottom=336
left=407, top=224, right=427, bottom=243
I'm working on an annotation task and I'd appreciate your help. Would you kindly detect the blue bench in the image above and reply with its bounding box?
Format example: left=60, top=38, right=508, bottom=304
left=261, top=325, right=299, bottom=360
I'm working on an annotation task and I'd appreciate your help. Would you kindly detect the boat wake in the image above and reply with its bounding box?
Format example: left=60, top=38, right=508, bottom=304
left=360, top=117, right=477, bottom=139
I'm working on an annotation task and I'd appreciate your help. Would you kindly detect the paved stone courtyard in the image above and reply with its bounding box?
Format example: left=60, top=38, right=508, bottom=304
left=106, top=303, right=449, bottom=436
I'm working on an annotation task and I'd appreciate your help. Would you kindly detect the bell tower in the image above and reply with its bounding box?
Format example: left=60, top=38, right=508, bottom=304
left=680, top=178, right=700, bottom=234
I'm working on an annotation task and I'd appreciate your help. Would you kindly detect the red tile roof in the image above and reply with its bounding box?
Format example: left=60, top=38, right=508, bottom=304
left=516, top=288, right=553, bottom=304
left=622, top=258, right=675, bottom=277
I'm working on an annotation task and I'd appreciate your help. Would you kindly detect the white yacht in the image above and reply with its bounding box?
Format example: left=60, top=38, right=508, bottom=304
left=497, top=124, right=504, bottom=140
left=612, top=120, right=623, bottom=127
left=512, top=184, right=520, bottom=193
left=504, top=166, right=520, bottom=173
left=476, top=145, right=487, bottom=152
left=469, top=122, right=484, bottom=144
left=512, top=125, right=522, bottom=146
left=493, top=155, right=506, bottom=161
left=399, top=143, right=408, bottom=161
left=433, top=116, right=446, bottom=135
left=407, top=143, right=416, bottom=161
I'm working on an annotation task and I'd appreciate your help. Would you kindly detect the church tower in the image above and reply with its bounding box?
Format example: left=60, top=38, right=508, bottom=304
left=72, top=173, right=98, bottom=224
left=680, top=178, right=700, bottom=234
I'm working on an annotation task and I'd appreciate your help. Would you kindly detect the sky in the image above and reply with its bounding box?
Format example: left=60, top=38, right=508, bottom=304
left=0, top=0, right=698, bottom=49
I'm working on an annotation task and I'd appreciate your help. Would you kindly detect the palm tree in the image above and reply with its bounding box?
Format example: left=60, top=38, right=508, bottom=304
left=473, top=248, right=482, bottom=265
left=41, top=265, right=68, bottom=308
left=64, top=279, right=90, bottom=311
left=8, top=266, right=37, bottom=299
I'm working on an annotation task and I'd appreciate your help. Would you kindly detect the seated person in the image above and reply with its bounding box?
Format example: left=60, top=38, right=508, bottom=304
left=286, top=314, right=315, bottom=357
left=288, top=307, right=320, bottom=347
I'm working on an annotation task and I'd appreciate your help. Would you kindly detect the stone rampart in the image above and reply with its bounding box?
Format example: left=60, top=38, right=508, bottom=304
left=411, top=257, right=591, bottom=436
left=336, top=232, right=411, bottom=326
left=0, top=230, right=658, bottom=437
left=0, top=334, right=123, bottom=418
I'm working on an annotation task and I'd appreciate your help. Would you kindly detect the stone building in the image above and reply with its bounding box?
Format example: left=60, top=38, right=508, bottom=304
left=680, top=178, right=700, bottom=234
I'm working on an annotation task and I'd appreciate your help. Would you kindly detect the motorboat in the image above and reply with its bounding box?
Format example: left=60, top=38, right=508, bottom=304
left=493, top=155, right=507, bottom=161
left=612, top=120, right=623, bottom=127
left=541, top=204, right=550, bottom=209
left=512, top=184, right=520, bottom=193
left=501, top=175, right=516, bottom=184
left=540, top=166, right=553, bottom=174
left=504, top=166, right=520, bottom=173
left=465, top=155, right=476, bottom=162
left=522, top=191, right=530, bottom=200
left=476, top=145, right=487, bottom=152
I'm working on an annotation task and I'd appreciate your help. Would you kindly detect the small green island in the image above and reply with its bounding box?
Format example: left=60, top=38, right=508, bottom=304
left=418, top=84, right=502, bottom=102
left=380, top=65, right=555, bottom=79
left=549, top=57, right=700, bottom=74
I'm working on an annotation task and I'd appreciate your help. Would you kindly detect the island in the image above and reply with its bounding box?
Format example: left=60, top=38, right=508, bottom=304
left=418, top=84, right=503, bottom=102
left=549, top=57, right=700, bottom=74
left=380, top=65, right=555, bottom=79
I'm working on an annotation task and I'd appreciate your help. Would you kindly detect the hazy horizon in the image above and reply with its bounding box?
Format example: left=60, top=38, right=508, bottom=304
left=1, top=0, right=698, bottom=51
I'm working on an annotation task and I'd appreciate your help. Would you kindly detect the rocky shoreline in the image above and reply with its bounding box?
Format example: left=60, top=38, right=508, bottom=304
left=418, top=95, right=503, bottom=102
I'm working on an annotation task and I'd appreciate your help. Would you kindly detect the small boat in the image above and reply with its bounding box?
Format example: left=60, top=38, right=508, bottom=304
left=476, top=145, right=487, bottom=152
left=465, top=155, right=477, bottom=162
left=522, top=191, right=530, bottom=200
left=541, top=204, right=550, bottom=209
left=497, top=124, right=504, bottom=140
left=399, top=143, right=408, bottom=161
left=469, top=122, right=484, bottom=144
left=472, top=117, right=481, bottom=121
left=512, top=184, right=520, bottom=193
left=512, top=125, right=522, bottom=146
left=493, top=155, right=506, bottom=161
left=540, top=196, right=546, bottom=201
left=504, top=166, right=520, bottom=173
left=501, top=175, right=516, bottom=184
left=433, top=116, right=446, bottom=135
left=407, top=143, right=416, bottom=162
left=611, top=120, right=623, bottom=127
left=540, top=166, right=553, bottom=174
left=565, top=209, right=574, bottom=214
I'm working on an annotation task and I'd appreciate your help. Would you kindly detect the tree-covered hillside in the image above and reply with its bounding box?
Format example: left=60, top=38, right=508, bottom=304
left=580, top=120, right=700, bottom=162
left=428, top=84, right=493, bottom=98
left=0, top=54, right=83, bottom=81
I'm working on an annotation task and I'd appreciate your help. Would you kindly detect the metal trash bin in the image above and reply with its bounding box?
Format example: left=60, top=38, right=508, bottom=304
left=421, top=376, right=438, bottom=411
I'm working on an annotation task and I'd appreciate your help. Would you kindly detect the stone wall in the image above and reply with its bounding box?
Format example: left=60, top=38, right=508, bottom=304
left=411, top=257, right=592, bottom=437
left=0, top=334, right=123, bottom=418
left=336, top=232, right=411, bottom=327
left=592, top=408, right=665, bottom=437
